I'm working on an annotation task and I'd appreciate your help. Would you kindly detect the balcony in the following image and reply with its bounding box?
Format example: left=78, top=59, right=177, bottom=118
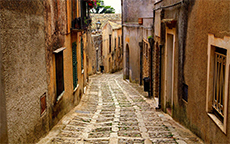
left=71, top=16, right=92, bottom=31
left=71, top=0, right=93, bottom=31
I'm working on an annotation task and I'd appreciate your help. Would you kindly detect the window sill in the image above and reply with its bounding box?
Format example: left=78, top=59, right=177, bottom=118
left=82, top=69, right=84, bottom=74
left=56, top=91, right=65, bottom=103
left=53, top=47, right=66, bottom=53
left=182, top=99, right=188, bottom=104
left=73, top=84, right=79, bottom=93
left=154, top=0, right=163, bottom=5
left=207, top=113, right=226, bottom=134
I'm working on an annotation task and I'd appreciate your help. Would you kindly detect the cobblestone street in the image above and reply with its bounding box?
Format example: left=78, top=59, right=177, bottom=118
left=38, top=72, right=203, bottom=144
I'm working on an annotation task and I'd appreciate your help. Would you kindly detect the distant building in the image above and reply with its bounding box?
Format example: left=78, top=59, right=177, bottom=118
left=89, top=14, right=122, bottom=74
left=102, top=21, right=122, bottom=73
left=122, top=0, right=154, bottom=87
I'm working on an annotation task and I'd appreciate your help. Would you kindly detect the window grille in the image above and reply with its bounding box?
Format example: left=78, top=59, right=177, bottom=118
left=213, top=51, right=226, bottom=118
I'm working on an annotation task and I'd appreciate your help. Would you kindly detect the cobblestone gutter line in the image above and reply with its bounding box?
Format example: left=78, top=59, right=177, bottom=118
left=81, top=81, right=102, bottom=140
left=115, top=79, right=151, bottom=144
left=108, top=81, right=120, bottom=144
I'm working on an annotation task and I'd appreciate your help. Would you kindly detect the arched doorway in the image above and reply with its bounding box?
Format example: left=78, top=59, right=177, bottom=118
left=126, top=44, right=130, bottom=79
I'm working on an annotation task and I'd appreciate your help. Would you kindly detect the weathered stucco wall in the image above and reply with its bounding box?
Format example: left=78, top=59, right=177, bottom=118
left=0, top=0, right=48, bottom=143
left=92, top=34, right=102, bottom=72
left=86, top=33, right=96, bottom=75
left=102, top=23, right=112, bottom=73
left=155, top=0, right=230, bottom=143
left=122, top=0, right=154, bottom=22
left=113, top=28, right=123, bottom=72
left=123, top=26, right=142, bottom=83
left=184, top=0, right=230, bottom=143
left=44, top=0, right=71, bottom=129
left=0, top=16, right=8, bottom=143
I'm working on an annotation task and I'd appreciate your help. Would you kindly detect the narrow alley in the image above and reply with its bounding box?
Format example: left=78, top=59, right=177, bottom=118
left=38, top=72, right=202, bottom=144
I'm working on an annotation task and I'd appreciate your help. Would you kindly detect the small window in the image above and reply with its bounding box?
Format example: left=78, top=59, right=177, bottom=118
left=55, top=51, right=64, bottom=99
left=118, top=37, right=120, bottom=47
left=81, top=37, right=84, bottom=70
left=109, top=35, right=112, bottom=53
left=143, top=39, right=149, bottom=58
left=206, top=34, right=230, bottom=133
left=146, top=43, right=148, bottom=57
left=115, top=38, right=116, bottom=49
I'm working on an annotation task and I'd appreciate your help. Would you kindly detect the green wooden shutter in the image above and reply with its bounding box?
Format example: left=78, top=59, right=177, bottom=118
left=72, top=42, right=78, bottom=88
left=81, top=37, right=84, bottom=70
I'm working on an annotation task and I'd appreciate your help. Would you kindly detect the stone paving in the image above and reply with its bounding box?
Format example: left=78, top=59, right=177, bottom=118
left=38, top=72, right=203, bottom=144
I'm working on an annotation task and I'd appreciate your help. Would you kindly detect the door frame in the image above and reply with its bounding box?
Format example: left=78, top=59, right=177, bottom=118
left=164, top=27, right=176, bottom=113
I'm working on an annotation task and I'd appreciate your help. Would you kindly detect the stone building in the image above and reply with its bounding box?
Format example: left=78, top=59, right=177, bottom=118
left=91, top=13, right=121, bottom=31
left=91, top=34, right=103, bottom=73
left=152, top=0, right=230, bottom=143
left=102, top=21, right=122, bottom=73
left=0, top=0, right=91, bottom=143
left=122, top=0, right=154, bottom=86
left=121, top=0, right=230, bottom=142
left=0, top=1, right=48, bottom=143
left=88, top=13, right=121, bottom=74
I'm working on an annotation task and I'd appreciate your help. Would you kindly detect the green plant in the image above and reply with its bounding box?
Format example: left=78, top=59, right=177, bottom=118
left=148, top=35, right=152, bottom=39
left=90, top=0, right=115, bottom=14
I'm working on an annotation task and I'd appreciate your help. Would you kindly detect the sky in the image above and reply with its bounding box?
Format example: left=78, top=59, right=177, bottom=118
left=103, top=0, right=121, bottom=13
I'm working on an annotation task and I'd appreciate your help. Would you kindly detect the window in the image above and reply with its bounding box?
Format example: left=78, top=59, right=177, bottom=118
left=146, top=43, right=148, bottom=57
left=206, top=34, right=230, bottom=133
left=109, top=35, right=112, bottom=53
left=81, top=37, right=84, bottom=70
left=118, top=37, right=120, bottom=47
left=72, top=42, right=78, bottom=89
left=54, top=49, right=65, bottom=100
left=115, top=38, right=116, bottom=50
left=143, top=39, right=149, bottom=58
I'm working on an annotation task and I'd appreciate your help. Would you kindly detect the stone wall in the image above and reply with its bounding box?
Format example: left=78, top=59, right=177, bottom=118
left=122, top=0, right=154, bottom=22
left=92, top=34, right=102, bottom=71
left=0, top=14, right=7, bottom=142
left=154, top=0, right=230, bottom=143
left=0, top=0, right=48, bottom=143
left=91, top=13, right=121, bottom=30
left=182, top=0, right=230, bottom=142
